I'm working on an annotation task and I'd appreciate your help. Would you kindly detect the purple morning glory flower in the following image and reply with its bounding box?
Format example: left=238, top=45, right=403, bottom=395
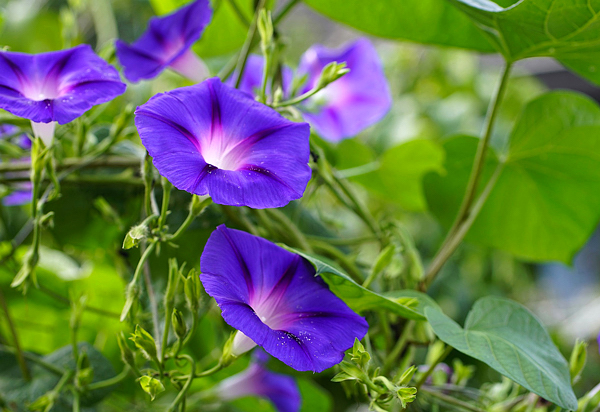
left=1, top=125, right=32, bottom=206
left=227, top=55, right=293, bottom=99
left=215, top=350, right=301, bottom=412
left=297, top=38, right=392, bottom=142
left=135, top=77, right=311, bottom=209
left=115, top=0, right=211, bottom=83
left=0, top=45, right=126, bottom=144
left=200, top=225, right=369, bottom=372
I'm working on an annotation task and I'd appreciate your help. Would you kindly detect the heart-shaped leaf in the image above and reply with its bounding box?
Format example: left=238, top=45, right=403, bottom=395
left=425, top=91, right=600, bottom=262
left=425, top=297, right=577, bottom=410
left=448, top=0, right=600, bottom=85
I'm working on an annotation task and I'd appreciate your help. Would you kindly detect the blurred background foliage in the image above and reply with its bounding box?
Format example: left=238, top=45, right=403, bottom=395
left=0, top=0, right=598, bottom=411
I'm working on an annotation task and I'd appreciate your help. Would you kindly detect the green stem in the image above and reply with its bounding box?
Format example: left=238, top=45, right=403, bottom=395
left=415, top=345, right=453, bottom=390
left=265, top=208, right=313, bottom=252
left=72, top=390, right=81, bottom=412
left=120, top=241, right=157, bottom=322
left=273, top=0, right=301, bottom=25
left=0, top=343, right=65, bottom=375
left=383, top=321, right=414, bottom=374
left=233, top=0, right=265, bottom=88
left=0, top=156, right=140, bottom=173
left=0, top=289, right=30, bottom=380
left=167, top=355, right=197, bottom=412
left=38, top=285, right=120, bottom=318
left=273, top=86, right=323, bottom=108
left=423, top=62, right=512, bottom=288
left=87, top=366, right=130, bottom=391
left=158, top=177, right=173, bottom=231
left=142, top=250, right=161, bottom=358
left=421, top=387, right=486, bottom=412
left=225, top=0, right=251, bottom=26
left=306, top=234, right=377, bottom=246
left=310, top=239, right=364, bottom=283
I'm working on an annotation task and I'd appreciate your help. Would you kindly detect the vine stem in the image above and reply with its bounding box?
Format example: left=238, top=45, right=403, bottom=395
left=86, top=366, right=130, bottom=391
left=233, top=0, right=266, bottom=88
left=422, top=62, right=512, bottom=289
left=0, top=343, right=65, bottom=375
left=415, top=345, right=453, bottom=389
left=0, top=288, right=30, bottom=380
left=421, top=387, right=486, bottom=412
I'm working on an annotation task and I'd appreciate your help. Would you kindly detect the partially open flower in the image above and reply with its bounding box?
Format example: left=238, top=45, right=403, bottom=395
left=215, top=350, right=301, bottom=412
left=135, top=78, right=311, bottom=209
left=298, top=38, right=392, bottom=142
left=0, top=45, right=126, bottom=145
left=200, top=225, right=369, bottom=372
left=115, top=0, right=211, bottom=83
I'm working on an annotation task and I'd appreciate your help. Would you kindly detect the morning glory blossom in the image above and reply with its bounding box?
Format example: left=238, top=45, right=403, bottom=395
left=135, top=78, right=311, bottom=209
left=1, top=124, right=32, bottom=206
left=298, top=38, right=392, bottom=142
left=115, top=0, right=211, bottom=83
left=214, top=350, right=301, bottom=412
left=0, top=45, right=126, bottom=145
left=200, top=225, right=369, bottom=372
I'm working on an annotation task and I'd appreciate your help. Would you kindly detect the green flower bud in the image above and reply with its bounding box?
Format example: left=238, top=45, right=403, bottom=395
left=396, top=365, right=417, bottom=387
left=28, top=392, right=56, bottom=412
left=569, top=339, right=587, bottom=384
left=138, top=375, right=165, bottom=401
left=172, top=308, right=187, bottom=341
left=316, top=61, right=349, bottom=89
left=122, top=223, right=148, bottom=249
left=350, top=338, right=370, bottom=368
left=120, top=282, right=138, bottom=322
left=396, top=387, right=417, bottom=408
left=130, top=325, right=158, bottom=364
left=184, top=268, right=202, bottom=314
left=117, top=331, right=136, bottom=370
left=339, top=360, right=369, bottom=383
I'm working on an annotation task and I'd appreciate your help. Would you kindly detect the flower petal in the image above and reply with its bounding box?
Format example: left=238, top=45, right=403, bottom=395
left=298, top=38, right=392, bottom=141
left=201, top=225, right=368, bottom=372
left=135, top=78, right=311, bottom=209
left=0, top=45, right=126, bottom=124
left=115, top=0, right=211, bottom=82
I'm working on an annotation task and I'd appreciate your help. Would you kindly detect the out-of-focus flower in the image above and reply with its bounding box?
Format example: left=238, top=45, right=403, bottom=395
left=135, top=78, right=311, bottom=209
left=0, top=45, right=126, bottom=145
left=215, top=350, right=301, bottom=412
left=297, top=38, right=392, bottom=142
left=231, top=39, right=391, bottom=142
left=227, top=55, right=293, bottom=98
left=200, top=225, right=369, bottom=372
left=115, top=0, right=211, bottom=83
left=1, top=124, right=32, bottom=206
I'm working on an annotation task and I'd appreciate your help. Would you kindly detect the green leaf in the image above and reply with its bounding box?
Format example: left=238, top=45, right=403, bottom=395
left=352, top=140, right=445, bottom=211
left=425, top=297, right=577, bottom=410
left=284, top=246, right=430, bottom=320
left=448, top=0, right=600, bottom=85
left=298, top=379, right=332, bottom=412
left=424, top=91, right=600, bottom=263
left=303, top=0, right=494, bottom=52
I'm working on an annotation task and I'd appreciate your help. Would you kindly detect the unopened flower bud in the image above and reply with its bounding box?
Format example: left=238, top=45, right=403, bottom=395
left=122, top=224, right=148, bottom=249
left=117, top=331, right=136, bottom=370
left=172, top=309, right=187, bottom=341
left=316, top=61, right=349, bottom=89
left=130, top=325, right=158, bottom=364
left=569, top=339, right=587, bottom=384
left=396, top=387, right=417, bottom=408
left=138, top=375, right=165, bottom=401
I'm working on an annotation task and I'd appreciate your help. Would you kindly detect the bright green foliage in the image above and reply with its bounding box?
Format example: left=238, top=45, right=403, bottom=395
left=303, top=0, right=494, bottom=51
left=425, top=91, right=600, bottom=263
left=138, top=375, right=165, bottom=401
left=425, top=297, right=578, bottom=410
left=448, top=0, right=600, bottom=85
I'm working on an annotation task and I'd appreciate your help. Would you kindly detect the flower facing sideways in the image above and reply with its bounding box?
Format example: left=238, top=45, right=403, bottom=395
left=0, top=45, right=126, bottom=145
left=115, top=0, right=211, bottom=83
left=200, top=225, right=369, bottom=372
left=135, top=78, right=311, bottom=209
left=214, top=350, right=301, bottom=412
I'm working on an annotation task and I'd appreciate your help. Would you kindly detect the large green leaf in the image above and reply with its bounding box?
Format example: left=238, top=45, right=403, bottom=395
left=284, top=246, right=431, bottom=320
left=303, top=0, right=494, bottom=52
left=448, top=0, right=600, bottom=84
left=425, top=297, right=577, bottom=410
left=424, top=91, right=600, bottom=263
